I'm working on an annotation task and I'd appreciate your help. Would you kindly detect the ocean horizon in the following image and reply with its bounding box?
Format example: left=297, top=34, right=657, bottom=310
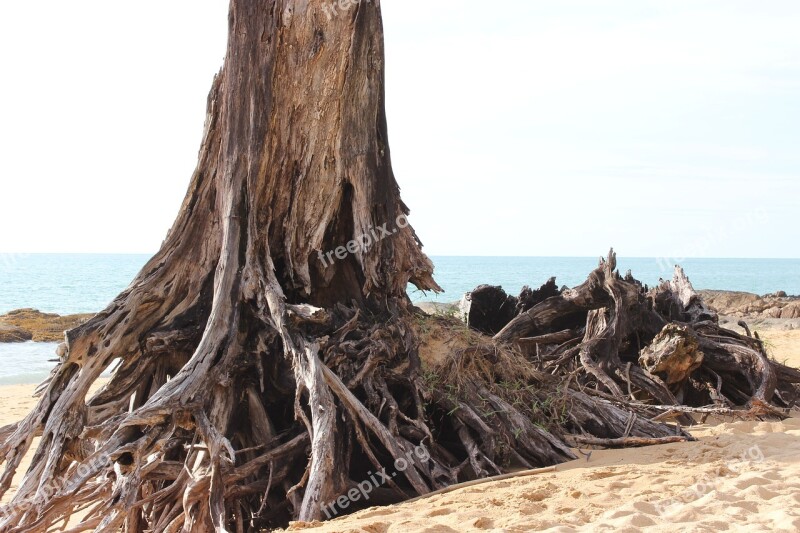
left=2, top=253, right=797, bottom=385
left=1, top=253, right=799, bottom=316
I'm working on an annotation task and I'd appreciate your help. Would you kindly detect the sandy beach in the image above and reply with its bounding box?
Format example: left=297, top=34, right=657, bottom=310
left=2, top=327, right=799, bottom=531
left=0, top=380, right=107, bottom=508
left=0, top=384, right=44, bottom=507
left=285, top=417, right=800, bottom=532
left=279, top=328, right=800, bottom=532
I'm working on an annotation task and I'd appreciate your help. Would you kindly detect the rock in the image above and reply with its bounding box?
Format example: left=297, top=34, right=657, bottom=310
left=0, top=309, right=94, bottom=343
left=766, top=306, right=782, bottom=319
left=780, top=303, right=800, bottom=319
left=415, top=301, right=459, bottom=317
left=0, top=324, right=33, bottom=343
left=697, top=290, right=800, bottom=320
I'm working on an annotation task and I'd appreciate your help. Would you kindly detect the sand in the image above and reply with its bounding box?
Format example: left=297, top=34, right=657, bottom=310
left=760, top=329, right=800, bottom=367
left=0, top=380, right=107, bottom=508
left=285, top=418, right=800, bottom=532
left=2, top=331, right=799, bottom=532
left=283, top=328, right=800, bottom=533
left=0, top=384, right=43, bottom=507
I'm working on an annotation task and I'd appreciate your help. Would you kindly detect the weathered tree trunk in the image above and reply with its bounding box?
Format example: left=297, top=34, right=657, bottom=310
left=483, top=252, right=800, bottom=419
left=1, top=3, right=661, bottom=532
left=0, top=1, right=447, bottom=530
left=4, top=3, right=789, bottom=532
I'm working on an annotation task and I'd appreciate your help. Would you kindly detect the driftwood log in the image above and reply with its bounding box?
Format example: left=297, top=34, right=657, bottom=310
left=1, top=2, right=798, bottom=532
left=467, top=253, right=800, bottom=417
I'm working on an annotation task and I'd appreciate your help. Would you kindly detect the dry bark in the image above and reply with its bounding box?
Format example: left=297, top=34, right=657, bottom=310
left=1, top=2, right=446, bottom=530
left=0, top=4, right=681, bottom=532
left=571, top=435, right=693, bottom=448
left=459, top=285, right=519, bottom=335
left=2, top=3, right=795, bottom=532
left=473, top=251, right=800, bottom=418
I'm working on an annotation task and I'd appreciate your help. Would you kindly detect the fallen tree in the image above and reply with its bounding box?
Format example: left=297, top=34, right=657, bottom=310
left=465, top=255, right=800, bottom=418
left=1, top=2, right=798, bottom=532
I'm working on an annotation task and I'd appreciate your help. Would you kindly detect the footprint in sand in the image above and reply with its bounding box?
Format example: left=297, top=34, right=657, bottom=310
left=728, top=500, right=761, bottom=513
left=733, top=473, right=773, bottom=489
left=600, top=508, right=657, bottom=527
left=629, top=514, right=657, bottom=527
left=750, top=485, right=781, bottom=500
left=521, top=503, right=548, bottom=514
left=521, top=490, right=549, bottom=502
left=630, top=501, right=660, bottom=515
left=697, top=520, right=733, bottom=530
left=586, top=469, right=621, bottom=480
left=759, top=469, right=784, bottom=482
left=358, top=523, right=390, bottom=533
left=472, top=517, right=495, bottom=529
left=355, top=508, right=393, bottom=519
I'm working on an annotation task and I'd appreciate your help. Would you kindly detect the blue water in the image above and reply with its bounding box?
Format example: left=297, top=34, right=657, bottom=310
left=0, top=342, right=60, bottom=385
left=1, top=253, right=798, bottom=385
left=0, top=342, right=117, bottom=386
left=414, top=256, right=800, bottom=303
left=0, top=254, right=152, bottom=315
left=2, top=254, right=798, bottom=316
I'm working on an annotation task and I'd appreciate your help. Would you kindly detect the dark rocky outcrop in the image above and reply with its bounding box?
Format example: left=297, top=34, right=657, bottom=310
left=0, top=309, right=94, bottom=343
left=0, top=324, right=33, bottom=343
left=698, top=290, right=800, bottom=319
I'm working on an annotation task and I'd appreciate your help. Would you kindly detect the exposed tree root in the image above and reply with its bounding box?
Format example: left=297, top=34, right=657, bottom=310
left=466, top=250, right=800, bottom=426
left=1, top=1, right=798, bottom=531
left=571, top=435, right=694, bottom=448
left=4, top=248, right=794, bottom=532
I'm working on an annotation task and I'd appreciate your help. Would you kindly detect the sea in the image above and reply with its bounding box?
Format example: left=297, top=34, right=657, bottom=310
left=1, top=253, right=798, bottom=385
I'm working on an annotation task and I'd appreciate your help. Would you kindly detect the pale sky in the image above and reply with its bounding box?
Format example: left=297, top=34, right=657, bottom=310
left=0, top=1, right=798, bottom=258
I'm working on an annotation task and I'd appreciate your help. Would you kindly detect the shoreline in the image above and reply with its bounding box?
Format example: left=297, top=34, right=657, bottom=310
left=1, top=289, right=798, bottom=388
left=4, top=380, right=799, bottom=530
left=1, top=288, right=798, bottom=344
left=0, top=380, right=109, bottom=509
left=1, top=295, right=798, bottom=530
left=0, top=309, right=92, bottom=343
left=280, top=415, right=800, bottom=532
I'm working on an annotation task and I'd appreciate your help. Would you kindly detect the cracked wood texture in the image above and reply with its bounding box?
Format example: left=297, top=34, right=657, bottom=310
left=1, top=3, right=773, bottom=532
left=0, top=1, right=442, bottom=531
left=0, top=2, right=609, bottom=532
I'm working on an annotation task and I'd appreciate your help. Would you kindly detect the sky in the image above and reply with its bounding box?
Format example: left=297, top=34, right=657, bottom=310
left=0, top=0, right=798, bottom=258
